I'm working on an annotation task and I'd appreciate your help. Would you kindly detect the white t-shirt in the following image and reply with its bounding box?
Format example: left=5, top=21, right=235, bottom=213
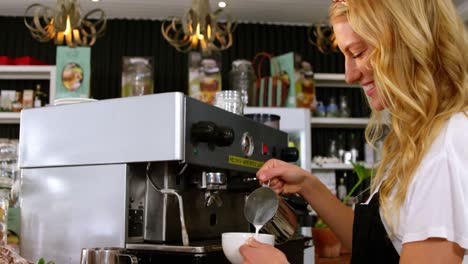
left=368, top=112, right=468, bottom=261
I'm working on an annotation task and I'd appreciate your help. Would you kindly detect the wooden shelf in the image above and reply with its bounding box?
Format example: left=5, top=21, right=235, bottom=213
left=0, top=65, right=56, bottom=80
left=314, top=73, right=360, bottom=88
left=311, top=162, right=374, bottom=171
left=311, top=117, right=370, bottom=128
left=0, top=112, right=20, bottom=124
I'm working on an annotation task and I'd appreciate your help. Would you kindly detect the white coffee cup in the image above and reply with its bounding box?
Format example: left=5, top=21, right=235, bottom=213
left=222, top=232, right=275, bottom=264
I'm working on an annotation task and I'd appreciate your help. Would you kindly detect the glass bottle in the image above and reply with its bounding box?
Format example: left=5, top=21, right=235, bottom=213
left=337, top=176, right=347, bottom=201
left=121, top=57, right=154, bottom=97
left=328, top=139, right=338, bottom=158
left=315, top=101, right=326, bottom=117
left=337, top=133, right=346, bottom=162
left=200, top=59, right=222, bottom=105
left=339, top=95, right=350, bottom=117
left=326, top=97, right=339, bottom=117
left=34, top=84, right=44, bottom=107
left=349, top=133, right=359, bottom=162
left=229, top=60, right=255, bottom=106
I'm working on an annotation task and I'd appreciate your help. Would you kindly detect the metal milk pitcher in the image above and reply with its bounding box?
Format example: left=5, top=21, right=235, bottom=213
left=261, top=197, right=298, bottom=244
left=80, top=247, right=138, bottom=264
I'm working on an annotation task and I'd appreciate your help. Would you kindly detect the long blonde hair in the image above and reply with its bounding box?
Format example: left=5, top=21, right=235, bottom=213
left=330, top=0, right=468, bottom=235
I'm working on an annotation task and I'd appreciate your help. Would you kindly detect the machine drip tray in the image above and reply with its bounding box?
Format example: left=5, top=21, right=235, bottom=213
left=126, top=236, right=305, bottom=264
left=126, top=240, right=223, bottom=254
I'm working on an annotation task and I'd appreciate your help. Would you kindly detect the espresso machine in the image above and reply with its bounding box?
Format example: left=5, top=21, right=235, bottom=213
left=18, top=92, right=303, bottom=264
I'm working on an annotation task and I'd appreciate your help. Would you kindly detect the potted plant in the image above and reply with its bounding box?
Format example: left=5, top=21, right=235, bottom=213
left=344, top=162, right=374, bottom=205
left=312, top=218, right=342, bottom=258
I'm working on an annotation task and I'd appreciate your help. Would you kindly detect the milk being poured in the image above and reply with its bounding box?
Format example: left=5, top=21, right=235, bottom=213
left=254, top=224, right=262, bottom=238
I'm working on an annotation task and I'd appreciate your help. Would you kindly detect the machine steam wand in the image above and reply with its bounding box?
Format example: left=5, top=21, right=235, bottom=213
left=146, top=163, right=190, bottom=246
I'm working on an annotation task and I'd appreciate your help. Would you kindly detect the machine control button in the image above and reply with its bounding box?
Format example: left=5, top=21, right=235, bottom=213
left=262, top=143, right=269, bottom=155
left=241, top=132, right=254, bottom=157
left=191, top=121, right=235, bottom=147
left=281, top=147, right=299, bottom=162
left=271, top=146, right=278, bottom=158
left=216, top=126, right=235, bottom=147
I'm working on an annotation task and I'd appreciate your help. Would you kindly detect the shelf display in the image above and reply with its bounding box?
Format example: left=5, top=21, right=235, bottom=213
left=0, top=65, right=56, bottom=124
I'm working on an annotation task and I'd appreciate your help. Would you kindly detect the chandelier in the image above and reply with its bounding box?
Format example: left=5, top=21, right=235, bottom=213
left=24, top=0, right=106, bottom=48
left=308, top=22, right=339, bottom=54
left=161, top=0, right=236, bottom=54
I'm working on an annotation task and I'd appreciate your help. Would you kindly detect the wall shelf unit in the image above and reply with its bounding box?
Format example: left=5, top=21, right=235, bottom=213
left=311, top=72, right=371, bottom=198
left=0, top=65, right=56, bottom=124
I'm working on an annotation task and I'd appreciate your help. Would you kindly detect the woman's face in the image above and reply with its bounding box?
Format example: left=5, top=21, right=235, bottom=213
left=333, top=18, right=385, bottom=111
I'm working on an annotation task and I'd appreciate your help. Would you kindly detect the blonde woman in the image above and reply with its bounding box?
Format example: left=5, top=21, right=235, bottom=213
left=240, top=0, right=468, bottom=263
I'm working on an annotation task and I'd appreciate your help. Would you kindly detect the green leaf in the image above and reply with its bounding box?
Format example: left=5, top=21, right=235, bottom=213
left=342, top=162, right=374, bottom=204
left=351, top=162, right=372, bottom=181
left=36, top=258, right=45, bottom=264
left=314, top=218, right=328, bottom=228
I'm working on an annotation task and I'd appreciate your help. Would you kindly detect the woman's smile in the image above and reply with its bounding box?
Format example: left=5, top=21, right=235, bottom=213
left=362, top=81, right=377, bottom=97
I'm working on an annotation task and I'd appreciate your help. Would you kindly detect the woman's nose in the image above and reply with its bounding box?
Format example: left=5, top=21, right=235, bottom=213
left=345, top=59, right=361, bottom=84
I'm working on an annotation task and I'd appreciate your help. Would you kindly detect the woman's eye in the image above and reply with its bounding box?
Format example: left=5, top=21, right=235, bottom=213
left=352, top=50, right=364, bottom=59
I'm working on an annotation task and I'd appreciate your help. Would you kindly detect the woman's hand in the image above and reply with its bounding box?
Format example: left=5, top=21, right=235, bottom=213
left=239, top=237, right=289, bottom=264
left=257, top=159, right=313, bottom=196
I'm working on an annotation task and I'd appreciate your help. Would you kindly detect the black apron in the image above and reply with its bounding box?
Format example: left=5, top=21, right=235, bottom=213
left=350, top=192, right=400, bottom=264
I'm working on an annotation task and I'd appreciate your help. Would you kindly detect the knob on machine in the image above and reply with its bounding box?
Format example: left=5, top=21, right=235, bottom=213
left=281, top=147, right=299, bottom=162
left=191, top=121, right=235, bottom=147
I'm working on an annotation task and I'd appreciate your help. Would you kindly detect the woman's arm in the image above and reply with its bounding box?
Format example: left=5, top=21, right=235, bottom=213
left=300, top=175, right=355, bottom=250
left=257, top=159, right=355, bottom=249
left=400, top=238, right=464, bottom=263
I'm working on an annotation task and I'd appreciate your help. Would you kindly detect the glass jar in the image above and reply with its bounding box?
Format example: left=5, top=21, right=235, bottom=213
left=200, top=59, right=222, bottom=105
left=0, top=139, right=16, bottom=187
left=0, top=187, right=10, bottom=246
left=121, top=57, right=154, bottom=97
left=214, top=90, right=243, bottom=115
left=229, top=60, right=255, bottom=106
left=188, top=52, right=202, bottom=100
left=297, top=62, right=316, bottom=110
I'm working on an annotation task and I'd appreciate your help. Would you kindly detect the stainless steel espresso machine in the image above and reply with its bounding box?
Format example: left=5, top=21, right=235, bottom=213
left=18, top=92, right=302, bottom=264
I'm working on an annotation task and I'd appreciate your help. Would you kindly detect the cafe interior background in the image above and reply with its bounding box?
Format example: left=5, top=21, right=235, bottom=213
left=0, top=0, right=467, bottom=263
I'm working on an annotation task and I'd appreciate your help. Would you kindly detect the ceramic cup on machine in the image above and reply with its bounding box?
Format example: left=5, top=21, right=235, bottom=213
left=80, top=247, right=138, bottom=264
